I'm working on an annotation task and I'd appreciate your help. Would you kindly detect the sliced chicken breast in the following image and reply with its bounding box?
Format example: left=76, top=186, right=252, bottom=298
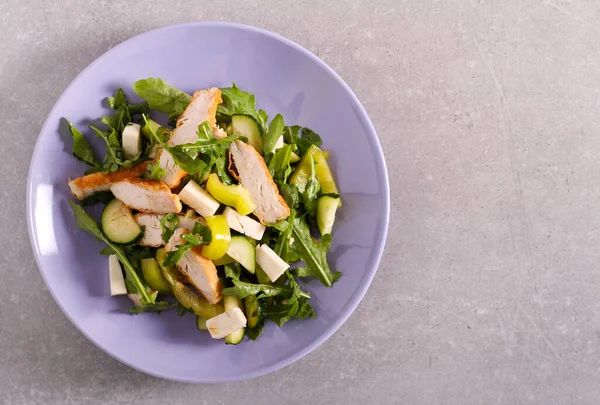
left=134, top=213, right=207, bottom=247
left=166, top=228, right=223, bottom=304
left=157, top=148, right=188, bottom=190
left=158, top=88, right=223, bottom=188
left=169, top=88, right=223, bottom=146
left=134, top=214, right=164, bottom=247
left=68, top=162, right=148, bottom=200
left=110, top=178, right=182, bottom=214
left=228, top=140, right=290, bottom=224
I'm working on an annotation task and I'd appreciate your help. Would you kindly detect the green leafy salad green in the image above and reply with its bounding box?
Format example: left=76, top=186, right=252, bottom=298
left=66, top=78, right=342, bottom=344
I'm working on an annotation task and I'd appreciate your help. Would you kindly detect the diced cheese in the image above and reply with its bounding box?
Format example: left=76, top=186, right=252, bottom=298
left=222, top=207, right=266, bottom=240
left=274, top=135, right=285, bottom=150
left=206, top=307, right=247, bottom=339
left=122, top=123, right=142, bottom=160
left=255, top=244, right=289, bottom=282
left=109, top=255, right=127, bottom=296
left=178, top=180, right=220, bottom=217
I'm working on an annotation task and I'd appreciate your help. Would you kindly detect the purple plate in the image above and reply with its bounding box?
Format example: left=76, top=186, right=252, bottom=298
left=26, top=22, right=389, bottom=382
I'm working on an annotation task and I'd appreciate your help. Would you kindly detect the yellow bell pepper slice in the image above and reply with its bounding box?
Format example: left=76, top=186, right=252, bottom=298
left=206, top=173, right=256, bottom=215
left=201, top=215, right=231, bottom=260
left=290, top=145, right=341, bottom=205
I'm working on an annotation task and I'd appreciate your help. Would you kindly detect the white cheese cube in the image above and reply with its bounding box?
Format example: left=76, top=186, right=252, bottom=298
left=223, top=207, right=266, bottom=240
left=206, top=307, right=247, bottom=339
left=122, top=123, right=142, bottom=159
left=255, top=244, right=289, bottom=282
left=109, top=255, right=127, bottom=296
left=274, top=135, right=285, bottom=150
left=178, top=180, right=220, bottom=217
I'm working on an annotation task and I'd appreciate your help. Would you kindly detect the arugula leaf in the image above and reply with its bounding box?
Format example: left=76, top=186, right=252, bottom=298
left=169, top=133, right=239, bottom=183
left=263, top=114, right=284, bottom=155
left=273, top=210, right=300, bottom=263
left=133, top=78, right=191, bottom=118
left=267, top=273, right=314, bottom=326
left=142, top=115, right=207, bottom=175
left=257, top=109, right=269, bottom=131
left=224, top=262, right=242, bottom=280
left=107, top=91, right=147, bottom=115
left=278, top=182, right=300, bottom=209
left=162, top=223, right=212, bottom=266
left=290, top=216, right=341, bottom=287
left=81, top=191, right=114, bottom=206
left=284, top=126, right=323, bottom=157
left=196, top=121, right=213, bottom=142
left=191, top=222, right=212, bottom=242
left=218, top=83, right=266, bottom=132
left=102, top=89, right=130, bottom=136
left=160, top=213, right=180, bottom=244
left=296, top=127, right=322, bottom=157
left=268, top=144, right=292, bottom=182
left=245, top=324, right=265, bottom=341
left=68, top=201, right=154, bottom=305
left=68, top=121, right=101, bottom=170
left=128, top=300, right=177, bottom=314
left=143, top=161, right=166, bottom=181
left=221, top=279, right=307, bottom=300
left=125, top=101, right=149, bottom=116
left=299, top=154, right=321, bottom=217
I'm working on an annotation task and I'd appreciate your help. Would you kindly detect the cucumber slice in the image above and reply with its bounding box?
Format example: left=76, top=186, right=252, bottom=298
left=244, top=295, right=265, bottom=328
left=255, top=264, right=271, bottom=284
left=232, top=115, right=263, bottom=154
left=213, top=255, right=235, bottom=266
left=196, top=316, right=208, bottom=331
left=224, top=296, right=245, bottom=345
left=290, top=152, right=301, bottom=163
left=101, top=199, right=143, bottom=244
left=141, top=258, right=172, bottom=294
left=317, top=195, right=340, bottom=236
left=226, top=236, right=256, bottom=273
left=141, top=118, right=161, bottom=139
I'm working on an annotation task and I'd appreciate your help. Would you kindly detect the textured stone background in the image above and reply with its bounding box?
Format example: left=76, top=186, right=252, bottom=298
left=2, top=0, right=600, bottom=403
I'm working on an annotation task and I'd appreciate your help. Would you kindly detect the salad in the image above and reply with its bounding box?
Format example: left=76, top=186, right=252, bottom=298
left=66, top=78, right=341, bottom=344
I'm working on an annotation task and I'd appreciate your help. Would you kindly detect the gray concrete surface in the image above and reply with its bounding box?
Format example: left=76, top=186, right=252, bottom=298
left=2, top=0, right=600, bottom=404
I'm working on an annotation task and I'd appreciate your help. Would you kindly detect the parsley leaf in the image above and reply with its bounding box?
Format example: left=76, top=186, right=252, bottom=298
left=290, top=215, right=341, bottom=287
left=133, top=78, right=191, bottom=118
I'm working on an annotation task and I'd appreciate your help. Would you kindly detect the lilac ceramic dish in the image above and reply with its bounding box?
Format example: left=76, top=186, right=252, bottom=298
left=26, top=22, right=389, bottom=382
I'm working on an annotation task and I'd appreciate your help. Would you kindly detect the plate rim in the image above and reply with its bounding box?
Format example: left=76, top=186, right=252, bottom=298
left=26, top=21, right=390, bottom=383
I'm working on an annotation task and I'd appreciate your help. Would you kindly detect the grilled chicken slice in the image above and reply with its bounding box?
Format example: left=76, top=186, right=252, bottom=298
left=134, top=213, right=206, bottom=247
left=166, top=228, right=223, bottom=304
left=133, top=213, right=163, bottom=247
left=110, top=178, right=182, bottom=214
left=228, top=140, right=290, bottom=224
left=159, top=88, right=223, bottom=188
left=68, top=162, right=148, bottom=200
left=157, top=148, right=188, bottom=191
